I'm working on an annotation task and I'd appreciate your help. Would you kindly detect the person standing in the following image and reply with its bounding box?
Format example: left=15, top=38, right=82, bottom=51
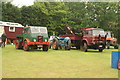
left=1, top=32, right=7, bottom=47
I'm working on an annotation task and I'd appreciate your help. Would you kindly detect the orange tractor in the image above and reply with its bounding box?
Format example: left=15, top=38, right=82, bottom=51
left=105, top=31, right=119, bottom=49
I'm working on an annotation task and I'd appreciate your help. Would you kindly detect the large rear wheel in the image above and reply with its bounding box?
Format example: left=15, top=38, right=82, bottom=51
left=23, top=41, right=29, bottom=51
left=43, top=45, right=48, bottom=51
left=51, top=38, right=59, bottom=50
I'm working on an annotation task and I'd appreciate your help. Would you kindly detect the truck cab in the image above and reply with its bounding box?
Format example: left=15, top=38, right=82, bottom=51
left=15, top=26, right=49, bottom=51
left=81, top=28, right=106, bottom=52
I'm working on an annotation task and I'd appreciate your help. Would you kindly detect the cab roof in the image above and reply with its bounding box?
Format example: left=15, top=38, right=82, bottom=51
left=0, top=21, right=24, bottom=27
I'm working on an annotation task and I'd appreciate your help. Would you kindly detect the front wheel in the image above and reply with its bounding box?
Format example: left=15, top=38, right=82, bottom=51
left=99, top=49, right=103, bottom=52
left=114, top=45, right=119, bottom=49
left=23, top=41, right=29, bottom=51
left=43, top=45, right=48, bottom=51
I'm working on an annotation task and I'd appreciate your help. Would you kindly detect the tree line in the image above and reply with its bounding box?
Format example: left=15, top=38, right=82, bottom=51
left=2, top=2, right=120, bottom=43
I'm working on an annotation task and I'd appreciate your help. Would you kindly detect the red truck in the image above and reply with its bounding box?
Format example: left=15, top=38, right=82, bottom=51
left=60, top=26, right=107, bottom=52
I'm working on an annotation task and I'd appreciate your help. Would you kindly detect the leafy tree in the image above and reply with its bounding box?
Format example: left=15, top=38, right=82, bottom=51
left=2, top=2, right=21, bottom=23
left=1, top=2, right=119, bottom=43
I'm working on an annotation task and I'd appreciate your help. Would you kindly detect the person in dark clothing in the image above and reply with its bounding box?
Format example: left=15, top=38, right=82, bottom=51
left=1, top=32, right=7, bottom=47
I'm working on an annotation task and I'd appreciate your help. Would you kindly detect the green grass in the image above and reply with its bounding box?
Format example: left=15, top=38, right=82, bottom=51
left=2, top=45, right=118, bottom=78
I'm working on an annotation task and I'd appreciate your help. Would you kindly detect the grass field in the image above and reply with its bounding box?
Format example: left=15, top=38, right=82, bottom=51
left=2, top=45, right=118, bottom=78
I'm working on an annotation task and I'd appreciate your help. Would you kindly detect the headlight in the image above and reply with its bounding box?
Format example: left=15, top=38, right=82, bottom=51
left=34, top=39, right=36, bottom=42
left=99, top=45, right=103, bottom=47
left=45, top=39, right=47, bottom=42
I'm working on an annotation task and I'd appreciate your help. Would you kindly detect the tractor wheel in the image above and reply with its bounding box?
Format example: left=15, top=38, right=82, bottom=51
left=64, top=39, right=71, bottom=50
left=23, top=41, right=29, bottom=51
left=51, top=38, right=59, bottom=50
left=83, top=42, right=88, bottom=52
left=114, top=45, right=119, bottom=49
left=15, top=40, right=22, bottom=49
left=43, top=45, right=48, bottom=51
left=99, top=49, right=103, bottom=52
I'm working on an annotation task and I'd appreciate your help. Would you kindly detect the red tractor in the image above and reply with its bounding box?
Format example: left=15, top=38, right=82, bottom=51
left=60, top=26, right=107, bottom=52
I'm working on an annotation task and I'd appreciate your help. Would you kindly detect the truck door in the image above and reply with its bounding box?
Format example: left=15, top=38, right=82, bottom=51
left=83, top=30, right=93, bottom=45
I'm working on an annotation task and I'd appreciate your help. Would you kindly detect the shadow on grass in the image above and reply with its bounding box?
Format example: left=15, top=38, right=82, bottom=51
left=15, top=48, right=105, bottom=54
left=15, top=48, right=46, bottom=52
left=86, top=50, right=102, bottom=53
left=70, top=47, right=103, bottom=53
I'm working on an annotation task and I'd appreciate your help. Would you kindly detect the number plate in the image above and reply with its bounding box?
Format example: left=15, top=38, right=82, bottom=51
left=37, top=45, right=42, bottom=47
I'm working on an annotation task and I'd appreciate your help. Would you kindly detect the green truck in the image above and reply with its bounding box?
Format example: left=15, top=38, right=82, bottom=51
left=14, top=26, right=50, bottom=51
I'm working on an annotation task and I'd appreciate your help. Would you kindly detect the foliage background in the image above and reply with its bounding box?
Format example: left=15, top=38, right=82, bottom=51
left=1, top=1, right=120, bottom=43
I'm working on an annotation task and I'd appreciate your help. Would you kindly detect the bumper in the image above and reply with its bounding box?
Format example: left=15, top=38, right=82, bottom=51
left=90, top=42, right=105, bottom=49
left=28, top=42, right=50, bottom=45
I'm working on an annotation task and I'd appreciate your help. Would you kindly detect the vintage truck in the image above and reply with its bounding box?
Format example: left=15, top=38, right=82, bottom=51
left=14, top=26, right=49, bottom=51
left=105, top=31, right=119, bottom=49
left=59, top=26, right=107, bottom=52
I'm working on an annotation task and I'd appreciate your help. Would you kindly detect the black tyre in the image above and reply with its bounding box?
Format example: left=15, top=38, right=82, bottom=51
left=43, top=45, right=48, bottom=51
left=114, top=45, right=119, bottom=49
left=83, top=42, right=88, bottom=52
left=99, top=49, right=103, bottom=52
left=51, top=38, right=59, bottom=50
left=23, top=41, right=29, bottom=51
left=64, top=39, right=71, bottom=50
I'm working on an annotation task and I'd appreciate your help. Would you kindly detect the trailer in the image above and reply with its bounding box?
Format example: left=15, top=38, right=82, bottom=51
left=59, top=26, right=107, bottom=52
left=0, top=21, right=24, bottom=43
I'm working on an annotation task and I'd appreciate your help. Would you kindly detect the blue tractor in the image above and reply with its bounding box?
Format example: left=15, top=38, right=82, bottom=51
left=49, top=36, right=71, bottom=50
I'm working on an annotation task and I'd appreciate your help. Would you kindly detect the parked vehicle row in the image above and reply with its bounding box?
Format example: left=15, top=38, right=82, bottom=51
left=13, top=25, right=118, bottom=52
left=51, top=26, right=107, bottom=52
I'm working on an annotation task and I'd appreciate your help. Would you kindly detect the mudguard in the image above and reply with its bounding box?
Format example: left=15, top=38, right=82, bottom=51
left=22, top=38, right=30, bottom=46
left=82, top=39, right=89, bottom=45
left=24, top=38, right=30, bottom=43
left=64, top=37, right=70, bottom=46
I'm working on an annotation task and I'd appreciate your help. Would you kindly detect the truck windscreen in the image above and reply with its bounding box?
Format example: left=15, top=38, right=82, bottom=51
left=30, top=27, right=47, bottom=33
left=93, top=30, right=105, bottom=36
